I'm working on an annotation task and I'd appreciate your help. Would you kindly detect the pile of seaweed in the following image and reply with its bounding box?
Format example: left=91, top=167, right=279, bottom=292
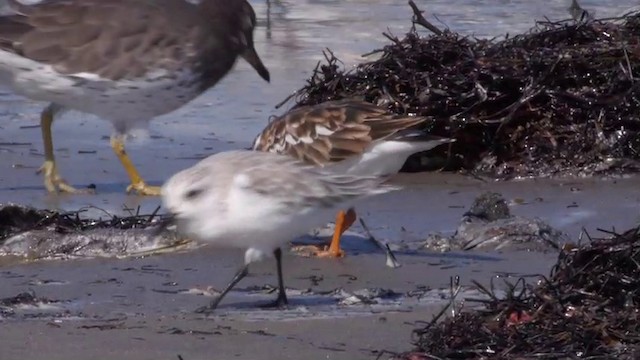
left=395, top=226, right=640, bottom=359
left=0, top=203, right=164, bottom=242
left=281, top=2, right=640, bottom=178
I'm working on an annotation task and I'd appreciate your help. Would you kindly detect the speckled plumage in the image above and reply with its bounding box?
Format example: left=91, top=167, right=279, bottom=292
left=253, top=100, right=453, bottom=176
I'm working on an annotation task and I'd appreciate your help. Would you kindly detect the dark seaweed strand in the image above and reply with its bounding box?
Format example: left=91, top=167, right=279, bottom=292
left=0, top=204, right=168, bottom=241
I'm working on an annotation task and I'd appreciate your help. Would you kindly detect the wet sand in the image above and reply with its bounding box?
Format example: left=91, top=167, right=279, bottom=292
left=2, top=0, right=640, bottom=359
left=3, top=112, right=640, bottom=357
left=1, top=246, right=559, bottom=360
left=2, top=172, right=639, bottom=359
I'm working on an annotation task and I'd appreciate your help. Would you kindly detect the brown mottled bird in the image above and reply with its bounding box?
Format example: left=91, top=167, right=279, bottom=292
left=252, top=100, right=453, bottom=257
left=0, top=0, right=270, bottom=195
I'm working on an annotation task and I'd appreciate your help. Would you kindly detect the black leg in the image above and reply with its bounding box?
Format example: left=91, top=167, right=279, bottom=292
left=196, top=264, right=249, bottom=314
left=261, top=247, right=289, bottom=308
left=273, top=248, right=289, bottom=306
left=274, top=247, right=289, bottom=307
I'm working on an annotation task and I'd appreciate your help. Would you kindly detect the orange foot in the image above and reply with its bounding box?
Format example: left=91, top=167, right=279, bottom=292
left=292, top=208, right=357, bottom=258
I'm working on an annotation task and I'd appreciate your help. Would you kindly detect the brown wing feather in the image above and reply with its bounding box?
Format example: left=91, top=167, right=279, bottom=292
left=253, top=100, right=430, bottom=166
left=0, top=0, right=245, bottom=82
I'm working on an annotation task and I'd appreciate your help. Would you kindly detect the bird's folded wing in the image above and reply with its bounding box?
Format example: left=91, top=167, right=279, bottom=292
left=0, top=0, right=210, bottom=81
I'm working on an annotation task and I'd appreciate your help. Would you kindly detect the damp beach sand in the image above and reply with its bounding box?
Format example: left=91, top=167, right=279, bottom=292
left=2, top=173, right=640, bottom=359
left=0, top=235, right=559, bottom=360
left=2, top=1, right=640, bottom=359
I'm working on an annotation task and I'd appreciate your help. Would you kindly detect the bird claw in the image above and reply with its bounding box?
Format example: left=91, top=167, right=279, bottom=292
left=37, top=161, right=94, bottom=194
left=315, top=247, right=346, bottom=258
left=126, top=182, right=161, bottom=196
left=290, top=244, right=345, bottom=258
left=194, top=304, right=215, bottom=315
left=259, top=297, right=289, bottom=309
left=259, top=303, right=289, bottom=310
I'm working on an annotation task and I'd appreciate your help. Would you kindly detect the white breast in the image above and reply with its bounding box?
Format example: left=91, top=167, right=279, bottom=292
left=0, top=50, right=204, bottom=133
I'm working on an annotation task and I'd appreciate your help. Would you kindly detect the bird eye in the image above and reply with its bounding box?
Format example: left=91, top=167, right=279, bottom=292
left=184, top=188, right=204, bottom=200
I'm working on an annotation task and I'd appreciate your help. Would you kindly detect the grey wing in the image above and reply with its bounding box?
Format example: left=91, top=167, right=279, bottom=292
left=233, top=154, right=397, bottom=211
left=0, top=0, right=207, bottom=80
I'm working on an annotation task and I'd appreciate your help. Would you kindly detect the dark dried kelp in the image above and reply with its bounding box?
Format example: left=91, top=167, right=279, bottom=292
left=397, top=227, right=640, bottom=359
left=0, top=204, right=184, bottom=259
left=0, top=203, right=164, bottom=242
left=0, top=291, right=58, bottom=318
left=282, top=3, right=640, bottom=178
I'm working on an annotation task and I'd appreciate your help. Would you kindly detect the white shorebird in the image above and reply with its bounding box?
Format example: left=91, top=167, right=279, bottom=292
left=161, top=150, right=396, bottom=312
left=0, top=0, right=269, bottom=195
left=252, top=99, right=454, bottom=257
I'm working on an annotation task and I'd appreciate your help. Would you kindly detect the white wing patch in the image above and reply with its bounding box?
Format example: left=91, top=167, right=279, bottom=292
left=69, top=72, right=104, bottom=81
left=232, top=172, right=252, bottom=189
left=298, top=135, right=314, bottom=144
left=315, top=124, right=334, bottom=136
left=272, top=142, right=286, bottom=152
left=251, top=134, right=262, bottom=150
left=284, top=134, right=298, bottom=145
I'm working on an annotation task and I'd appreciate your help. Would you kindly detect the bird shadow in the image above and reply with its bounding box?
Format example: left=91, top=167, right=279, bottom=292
left=292, top=233, right=382, bottom=255
left=215, top=294, right=338, bottom=311
left=292, top=233, right=503, bottom=262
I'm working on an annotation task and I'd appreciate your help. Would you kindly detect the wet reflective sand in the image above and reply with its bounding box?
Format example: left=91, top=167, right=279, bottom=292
left=1, top=1, right=640, bottom=359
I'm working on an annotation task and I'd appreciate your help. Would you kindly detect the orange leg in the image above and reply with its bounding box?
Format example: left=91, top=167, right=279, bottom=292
left=315, top=208, right=357, bottom=258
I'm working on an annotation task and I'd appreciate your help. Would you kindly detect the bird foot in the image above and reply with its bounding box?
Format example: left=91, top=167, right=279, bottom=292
left=194, top=304, right=215, bottom=315
left=290, top=208, right=354, bottom=258
left=290, top=244, right=345, bottom=258
left=37, top=161, right=94, bottom=194
left=126, top=182, right=161, bottom=196
left=259, top=293, right=289, bottom=309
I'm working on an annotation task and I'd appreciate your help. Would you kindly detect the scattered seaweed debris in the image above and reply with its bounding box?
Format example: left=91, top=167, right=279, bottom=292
left=0, top=204, right=186, bottom=259
left=0, top=291, right=58, bottom=318
left=422, top=192, right=568, bottom=252
left=0, top=203, right=164, bottom=241
left=281, top=2, right=640, bottom=178
left=392, top=226, right=640, bottom=359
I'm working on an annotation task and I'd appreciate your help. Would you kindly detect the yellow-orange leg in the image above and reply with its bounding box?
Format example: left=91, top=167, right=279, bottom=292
left=315, top=208, right=357, bottom=258
left=36, top=104, right=92, bottom=194
left=110, top=135, right=161, bottom=196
